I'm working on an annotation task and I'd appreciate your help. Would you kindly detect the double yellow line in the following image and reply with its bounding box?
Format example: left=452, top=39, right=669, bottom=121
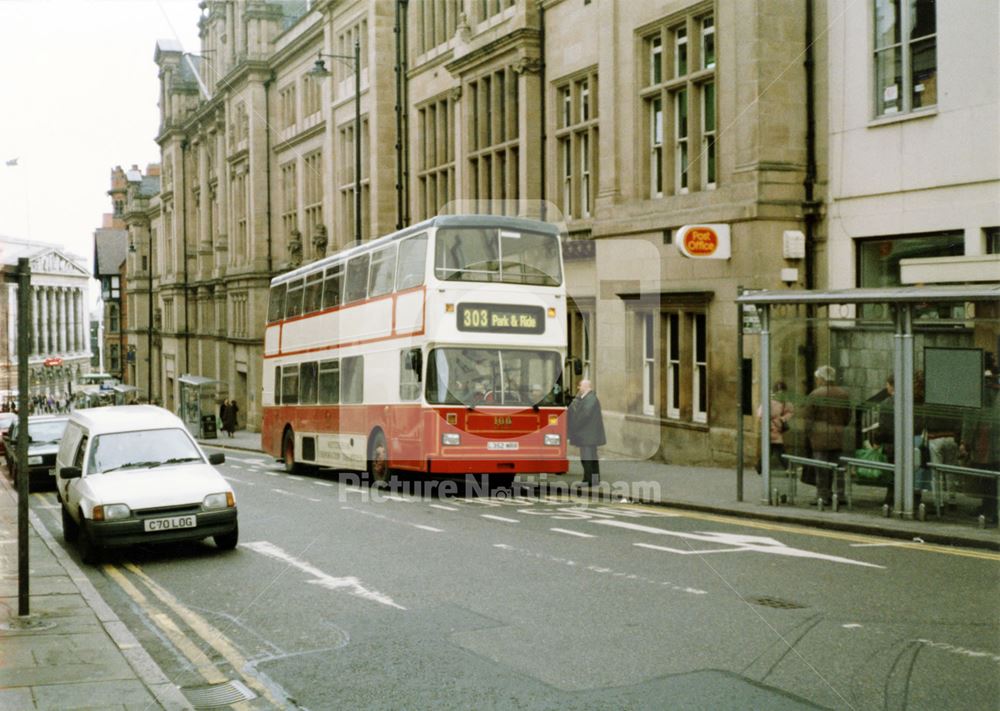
left=103, top=561, right=283, bottom=707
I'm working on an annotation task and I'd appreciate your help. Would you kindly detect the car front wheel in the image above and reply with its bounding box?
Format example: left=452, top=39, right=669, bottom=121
left=77, top=526, right=101, bottom=565
left=62, top=505, right=79, bottom=542
left=214, top=526, right=239, bottom=551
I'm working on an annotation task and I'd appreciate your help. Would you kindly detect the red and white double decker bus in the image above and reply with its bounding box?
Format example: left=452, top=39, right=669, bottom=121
left=261, top=215, right=571, bottom=487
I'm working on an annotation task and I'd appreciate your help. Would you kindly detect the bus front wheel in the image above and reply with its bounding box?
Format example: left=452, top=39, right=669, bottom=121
left=282, top=429, right=298, bottom=473
left=368, top=431, right=390, bottom=486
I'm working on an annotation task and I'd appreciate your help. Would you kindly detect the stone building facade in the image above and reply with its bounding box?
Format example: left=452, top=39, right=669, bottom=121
left=136, top=0, right=995, bottom=464
left=1, top=238, right=92, bottom=404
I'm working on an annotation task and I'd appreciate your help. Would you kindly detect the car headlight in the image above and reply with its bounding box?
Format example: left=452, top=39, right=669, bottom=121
left=544, top=434, right=561, bottom=446
left=441, top=433, right=461, bottom=446
left=93, top=503, right=131, bottom=521
left=28, top=455, right=43, bottom=465
left=203, top=492, right=235, bottom=509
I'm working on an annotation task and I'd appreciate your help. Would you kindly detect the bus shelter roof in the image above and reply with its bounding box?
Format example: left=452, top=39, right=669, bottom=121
left=178, top=375, right=224, bottom=386
left=736, top=284, right=1000, bottom=306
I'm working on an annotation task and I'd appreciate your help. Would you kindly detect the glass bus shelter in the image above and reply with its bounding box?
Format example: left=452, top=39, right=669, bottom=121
left=178, top=375, right=226, bottom=439
left=736, top=285, right=1000, bottom=522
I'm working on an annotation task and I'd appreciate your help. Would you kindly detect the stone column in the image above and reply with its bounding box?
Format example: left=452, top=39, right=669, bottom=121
left=68, top=289, right=77, bottom=352
left=40, top=287, right=49, bottom=354
left=56, top=287, right=69, bottom=353
left=33, top=288, right=41, bottom=355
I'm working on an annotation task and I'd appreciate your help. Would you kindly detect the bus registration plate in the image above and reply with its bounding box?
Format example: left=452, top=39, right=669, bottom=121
left=144, top=515, right=197, bottom=532
left=487, top=441, right=519, bottom=451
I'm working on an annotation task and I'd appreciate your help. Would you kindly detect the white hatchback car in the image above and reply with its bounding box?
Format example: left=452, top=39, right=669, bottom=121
left=55, top=405, right=238, bottom=563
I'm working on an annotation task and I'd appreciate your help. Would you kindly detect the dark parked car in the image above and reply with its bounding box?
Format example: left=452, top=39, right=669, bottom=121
left=0, top=412, right=14, bottom=457
left=3, top=415, right=69, bottom=491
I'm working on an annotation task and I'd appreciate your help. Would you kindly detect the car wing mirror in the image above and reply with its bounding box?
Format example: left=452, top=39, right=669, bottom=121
left=208, top=452, right=225, bottom=465
left=60, top=466, right=82, bottom=479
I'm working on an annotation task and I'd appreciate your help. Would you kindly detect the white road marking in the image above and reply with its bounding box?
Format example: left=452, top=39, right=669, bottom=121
left=382, top=495, right=411, bottom=502
left=243, top=541, right=406, bottom=610
left=227, top=456, right=268, bottom=465
left=313, top=481, right=334, bottom=487
left=635, top=543, right=742, bottom=555
left=264, top=471, right=279, bottom=477
left=429, top=504, right=458, bottom=511
left=413, top=525, right=444, bottom=533
left=288, top=476, right=304, bottom=482
left=342, top=487, right=366, bottom=495
left=482, top=514, right=519, bottom=523
left=492, top=543, right=707, bottom=595
left=594, top=520, right=884, bottom=569
left=842, top=624, right=864, bottom=629
left=550, top=528, right=595, bottom=538
left=915, top=639, right=1000, bottom=664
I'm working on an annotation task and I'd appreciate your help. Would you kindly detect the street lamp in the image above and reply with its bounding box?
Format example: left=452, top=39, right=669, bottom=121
left=307, top=38, right=362, bottom=244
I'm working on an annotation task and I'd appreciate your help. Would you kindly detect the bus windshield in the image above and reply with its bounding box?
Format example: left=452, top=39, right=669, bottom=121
left=426, top=348, right=564, bottom=407
left=434, top=227, right=562, bottom=286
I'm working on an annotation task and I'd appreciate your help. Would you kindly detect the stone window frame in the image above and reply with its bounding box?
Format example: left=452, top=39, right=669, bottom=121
left=639, top=4, right=717, bottom=198
left=417, top=93, right=456, bottom=220
left=467, top=65, right=519, bottom=215
left=554, top=68, right=599, bottom=220
left=872, top=0, right=937, bottom=118
left=302, top=150, right=324, bottom=260
left=338, top=117, right=371, bottom=242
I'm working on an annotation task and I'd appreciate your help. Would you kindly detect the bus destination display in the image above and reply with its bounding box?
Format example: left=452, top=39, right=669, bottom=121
left=457, top=303, right=545, bottom=334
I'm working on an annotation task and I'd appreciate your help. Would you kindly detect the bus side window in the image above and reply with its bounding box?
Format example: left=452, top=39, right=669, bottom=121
left=396, top=234, right=427, bottom=290
left=281, top=365, right=300, bottom=405
left=345, top=254, right=370, bottom=303
left=303, top=273, right=324, bottom=314
left=341, top=356, right=364, bottom=403
left=400, top=349, right=422, bottom=401
left=285, top=279, right=304, bottom=318
left=299, top=361, right=318, bottom=404
left=319, top=360, right=340, bottom=404
left=267, top=284, right=287, bottom=323
left=274, top=366, right=281, bottom=405
left=323, top=264, right=344, bottom=309
left=369, top=245, right=397, bottom=297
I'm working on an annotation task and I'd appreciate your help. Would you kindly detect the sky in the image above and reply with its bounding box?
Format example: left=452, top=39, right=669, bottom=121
left=0, top=0, right=202, bottom=279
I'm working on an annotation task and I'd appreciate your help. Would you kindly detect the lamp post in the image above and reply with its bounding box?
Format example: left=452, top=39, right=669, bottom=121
left=307, top=38, right=362, bottom=244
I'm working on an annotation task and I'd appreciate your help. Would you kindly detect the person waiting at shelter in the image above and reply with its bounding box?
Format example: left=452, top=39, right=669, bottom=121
left=803, top=365, right=851, bottom=507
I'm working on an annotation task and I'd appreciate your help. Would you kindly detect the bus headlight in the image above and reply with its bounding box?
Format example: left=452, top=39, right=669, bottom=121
left=544, top=434, right=561, bottom=446
left=442, top=433, right=461, bottom=446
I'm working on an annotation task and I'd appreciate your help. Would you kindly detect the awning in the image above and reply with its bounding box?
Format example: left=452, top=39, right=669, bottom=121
left=735, top=283, right=1000, bottom=305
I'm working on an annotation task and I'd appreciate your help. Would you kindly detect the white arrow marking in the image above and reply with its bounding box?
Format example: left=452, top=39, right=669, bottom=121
left=594, top=520, right=884, bottom=568
left=243, top=541, right=406, bottom=609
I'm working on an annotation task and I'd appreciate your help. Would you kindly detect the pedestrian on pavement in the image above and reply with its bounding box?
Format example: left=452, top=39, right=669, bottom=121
left=568, top=379, right=606, bottom=486
left=803, top=365, right=851, bottom=506
left=757, top=380, right=794, bottom=472
left=221, top=398, right=239, bottom=438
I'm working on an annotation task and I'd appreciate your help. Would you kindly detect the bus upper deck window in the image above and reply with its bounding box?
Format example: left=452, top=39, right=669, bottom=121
left=285, top=279, right=304, bottom=318
left=323, top=264, right=344, bottom=309
left=267, top=284, right=287, bottom=323
left=303, top=273, right=324, bottom=314
left=396, top=234, right=427, bottom=290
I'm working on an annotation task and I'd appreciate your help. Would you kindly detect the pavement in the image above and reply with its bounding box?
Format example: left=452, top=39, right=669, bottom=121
left=1, top=429, right=995, bottom=710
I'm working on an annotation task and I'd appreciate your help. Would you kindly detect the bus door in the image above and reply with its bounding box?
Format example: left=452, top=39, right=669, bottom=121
left=391, top=347, right=424, bottom=470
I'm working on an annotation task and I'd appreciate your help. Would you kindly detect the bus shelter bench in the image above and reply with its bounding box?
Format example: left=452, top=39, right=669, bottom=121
left=839, top=456, right=895, bottom=511
left=779, top=454, right=844, bottom=509
left=928, top=463, right=1000, bottom=523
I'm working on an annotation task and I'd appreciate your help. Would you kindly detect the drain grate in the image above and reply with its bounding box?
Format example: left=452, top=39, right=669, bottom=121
left=746, top=595, right=806, bottom=610
left=180, top=680, right=256, bottom=708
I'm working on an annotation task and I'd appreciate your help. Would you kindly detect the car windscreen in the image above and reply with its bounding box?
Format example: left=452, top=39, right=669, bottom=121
left=426, top=348, right=565, bottom=407
left=87, top=428, right=205, bottom=474
left=28, top=420, right=68, bottom=444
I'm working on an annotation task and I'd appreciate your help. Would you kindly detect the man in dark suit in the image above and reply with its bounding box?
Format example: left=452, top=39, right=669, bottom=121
left=568, top=379, right=606, bottom=486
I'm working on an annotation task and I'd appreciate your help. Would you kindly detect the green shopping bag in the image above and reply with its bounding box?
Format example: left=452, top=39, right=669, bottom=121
left=854, top=443, right=890, bottom=484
